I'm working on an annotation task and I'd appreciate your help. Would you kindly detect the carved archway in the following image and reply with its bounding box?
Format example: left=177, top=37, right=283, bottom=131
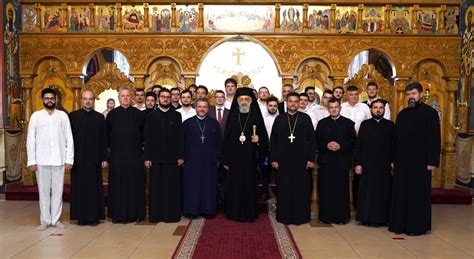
left=295, top=58, right=332, bottom=96
left=84, top=62, right=134, bottom=98
left=346, top=64, right=395, bottom=104
left=144, top=57, right=184, bottom=90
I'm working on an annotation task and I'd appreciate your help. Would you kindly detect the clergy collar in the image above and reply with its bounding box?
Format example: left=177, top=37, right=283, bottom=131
left=82, top=107, right=92, bottom=112
left=373, top=117, right=383, bottom=123
left=331, top=115, right=341, bottom=121
left=120, top=105, right=131, bottom=110
left=288, top=110, right=298, bottom=115
left=159, top=107, right=170, bottom=112
left=197, top=115, right=206, bottom=120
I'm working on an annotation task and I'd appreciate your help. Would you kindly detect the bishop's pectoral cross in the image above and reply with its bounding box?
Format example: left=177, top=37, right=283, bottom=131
left=232, top=47, right=245, bottom=66
left=200, top=135, right=206, bottom=144
left=288, top=133, right=296, bottom=143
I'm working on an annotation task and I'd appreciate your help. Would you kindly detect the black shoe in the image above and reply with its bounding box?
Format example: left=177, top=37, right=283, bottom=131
left=201, top=214, right=215, bottom=219
left=407, top=232, right=426, bottom=236
left=319, top=220, right=330, bottom=224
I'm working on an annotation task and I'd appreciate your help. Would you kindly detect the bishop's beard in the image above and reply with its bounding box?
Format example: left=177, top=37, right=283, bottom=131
left=239, top=105, right=250, bottom=113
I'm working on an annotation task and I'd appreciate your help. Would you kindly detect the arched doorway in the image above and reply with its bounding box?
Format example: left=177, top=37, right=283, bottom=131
left=82, top=48, right=133, bottom=113
left=196, top=36, right=282, bottom=98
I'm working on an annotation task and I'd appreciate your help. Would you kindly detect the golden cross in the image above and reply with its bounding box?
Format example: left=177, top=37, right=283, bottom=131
left=232, top=47, right=245, bottom=66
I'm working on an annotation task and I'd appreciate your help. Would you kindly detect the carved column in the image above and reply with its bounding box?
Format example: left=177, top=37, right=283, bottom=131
left=330, top=4, right=336, bottom=33
left=385, top=5, right=392, bottom=34
left=143, top=3, right=149, bottom=32
left=69, top=75, right=84, bottom=111
left=275, top=4, right=281, bottom=32
left=183, top=75, right=196, bottom=88
left=302, top=4, right=308, bottom=33
left=331, top=76, right=345, bottom=88
left=134, top=75, right=145, bottom=90
left=35, top=4, right=42, bottom=32
left=21, top=76, right=34, bottom=124
left=438, top=5, right=446, bottom=34
left=171, top=3, right=177, bottom=33
left=411, top=5, right=419, bottom=34
left=116, top=3, right=123, bottom=32
left=357, top=4, right=364, bottom=33
left=89, top=3, right=95, bottom=32
left=394, top=78, right=409, bottom=116
left=441, top=78, right=459, bottom=189
left=198, top=3, right=204, bottom=33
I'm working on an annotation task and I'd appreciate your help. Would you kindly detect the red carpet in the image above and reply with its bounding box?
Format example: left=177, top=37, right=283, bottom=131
left=431, top=188, right=472, bottom=205
left=173, top=213, right=301, bottom=259
left=5, top=184, right=109, bottom=203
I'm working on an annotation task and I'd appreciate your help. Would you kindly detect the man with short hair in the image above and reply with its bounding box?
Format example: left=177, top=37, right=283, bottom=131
left=299, top=93, right=317, bottom=129
left=145, top=88, right=185, bottom=223
left=354, top=99, right=395, bottom=227
left=27, top=88, right=74, bottom=231
left=170, top=87, right=182, bottom=110
left=176, top=90, right=196, bottom=122
left=271, top=92, right=316, bottom=225
left=145, top=91, right=157, bottom=112
left=364, top=82, right=391, bottom=120
left=261, top=96, right=279, bottom=200
left=278, top=84, right=293, bottom=114
left=188, top=84, right=197, bottom=102
left=258, top=86, right=270, bottom=116
left=341, top=85, right=371, bottom=208
left=333, top=86, right=345, bottom=101
left=182, top=98, right=222, bottom=218
left=313, top=89, right=333, bottom=130
left=315, top=98, right=356, bottom=224
left=134, top=88, right=146, bottom=111
left=106, top=86, right=146, bottom=223
left=305, top=86, right=320, bottom=110
left=69, top=90, right=107, bottom=226
left=151, top=85, right=162, bottom=105
left=208, top=90, right=229, bottom=134
left=196, top=85, right=209, bottom=99
left=224, top=78, right=237, bottom=109
left=389, top=82, right=440, bottom=236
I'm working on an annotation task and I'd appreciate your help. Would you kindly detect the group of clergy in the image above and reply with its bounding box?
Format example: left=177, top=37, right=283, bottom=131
left=27, top=78, right=440, bottom=237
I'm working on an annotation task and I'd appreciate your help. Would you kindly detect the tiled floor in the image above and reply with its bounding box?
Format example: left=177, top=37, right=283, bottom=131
left=0, top=199, right=472, bottom=258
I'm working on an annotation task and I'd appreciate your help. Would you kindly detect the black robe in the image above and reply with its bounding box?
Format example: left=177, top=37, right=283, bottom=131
left=389, top=103, right=440, bottom=234
left=315, top=116, right=356, bottom=224
left=355, top=118, right=395, bottom=225
left=270, top=112, right=316, bottom=225
left=144, top=108, right=184, bottom=223
left=221, top=111, right=268, bottom=222
left=69, top=109, right=107, bottom=224
left=106, top=106, right=146, bottom=222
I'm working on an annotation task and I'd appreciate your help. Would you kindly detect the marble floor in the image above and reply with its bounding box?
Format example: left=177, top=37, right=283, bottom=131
left=0, top=198, right=472, bottom=258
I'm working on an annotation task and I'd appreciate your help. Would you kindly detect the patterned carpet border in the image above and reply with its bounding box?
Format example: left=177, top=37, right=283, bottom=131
left=172, top=214, right=301, bottom=259
left=172, top=218, right=205, bottom=259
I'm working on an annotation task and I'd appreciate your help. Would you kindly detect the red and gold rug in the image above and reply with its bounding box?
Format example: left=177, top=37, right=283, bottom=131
left=172, top=213, right=301, bottom=259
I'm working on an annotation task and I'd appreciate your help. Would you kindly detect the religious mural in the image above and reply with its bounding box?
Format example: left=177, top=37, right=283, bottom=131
left=21, top=5, right=36, bottom=32
left=307, top=6, right=330, bottom=33
left=42, top=6, right=63, bottom=32
left=362, top=7, right=384, bottom=33
left=122, top=5, right=145, bottom=32
left=416, top=9, right=437, bottom=34
left=204, top=5, right=274, bottom=32
left=390, top=6, right=411, bottom=34
left=335, top=7, right=357, bottom=33
left=69, top=6, right=90, bottom=32
left=445, top=6, right=459, bottom=34
left=280, top=6, right=302, bottom=33
left=176, top=5, right=199, bottom=33
left=95, top=5, right=116, bottom=32
left=149, top=5, right=171, bottom=32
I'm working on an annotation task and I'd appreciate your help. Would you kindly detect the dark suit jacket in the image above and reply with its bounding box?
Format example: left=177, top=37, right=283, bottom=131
left=208, top=105, right=229, bottom=134
left=278, top=101, right=286, bottom=115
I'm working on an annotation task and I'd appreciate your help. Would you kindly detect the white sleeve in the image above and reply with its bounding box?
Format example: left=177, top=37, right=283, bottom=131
left=26, top=113, right=37, bottom=167
left=63, top=113, right=74, bottom=165
left=384, top=103, right=391, bottom=120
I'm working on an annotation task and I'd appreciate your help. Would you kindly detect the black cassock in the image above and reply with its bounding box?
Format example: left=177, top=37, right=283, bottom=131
left=69, top=109, right=107, bottom=224
left=315, top=116, right=356, bottom=224
left=221, top=112, right=268, bottom=222
left=106, top=106, right=146, bottom=222
left=144, top=109, right=184, bottom=223
left=355, top=118, right=395, bottom=225
left=270, top=112, right=316, bottom=225
left=389, top=103, right=440, bottom=235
